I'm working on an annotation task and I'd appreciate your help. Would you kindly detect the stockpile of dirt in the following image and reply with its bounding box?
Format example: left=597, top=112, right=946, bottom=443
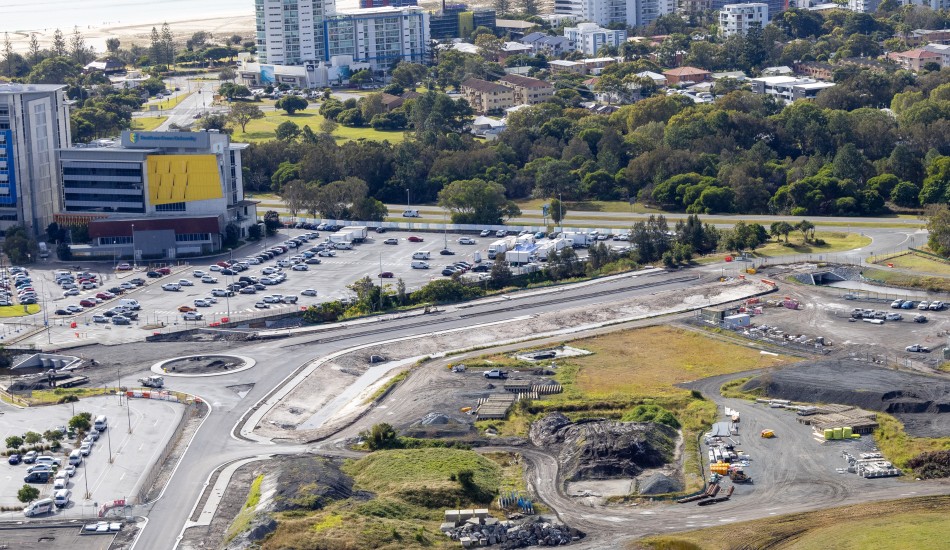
left=402, top=412, right=475, bottom=438
left=741, top=361, right=950, bottom=436
left=637, top=473, right=682, bottom=495
left=271, top=455, right=358, bottom=511
left=529, top=413, right=678, bottom=481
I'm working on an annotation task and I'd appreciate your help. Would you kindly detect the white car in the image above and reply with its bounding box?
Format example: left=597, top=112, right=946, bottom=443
left=63, top=288, right=80, bottom=297
left=263, top=295, right=281, bottom=303
left=291, top=264, right=308, bottom=271
left=193, top=270, right=207, bottom=278
left=182, top=311, right=203, bottom=321
left=301, top=289, right=318, bottom=296
left=262, top=267, right=279, bottom=275
left=246, top=257, right=261, bottom=265
left=201, top=275, right=218, bottom=284
left=92, top=315, right=108, bottom=323
left=194, top=299, right=211, bottom=307
left=458, top=237, right=476, bottom=245
left=53, top=476, right=68, bottom=490
left=177, top=279, right=194, bottom=286
left=209, top=265, right=222, bottom=272
left=204, top=296, right=218, bottom=303
left=162, top=283, right=180, bottom=291
left=79, top=443, right=91, bottom=456
left=317, top=250, right=336, bottom=257
left=254, top=302, right=270, bottom=309
left=64, top=464, right=76, bottom=477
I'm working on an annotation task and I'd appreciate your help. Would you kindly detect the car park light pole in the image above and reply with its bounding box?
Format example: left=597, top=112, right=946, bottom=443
left=131, top=223, right=136, bottom=270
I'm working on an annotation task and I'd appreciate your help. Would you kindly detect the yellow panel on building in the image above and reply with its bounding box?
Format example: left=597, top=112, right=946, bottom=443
left=146, top=154, right=223, bottom=205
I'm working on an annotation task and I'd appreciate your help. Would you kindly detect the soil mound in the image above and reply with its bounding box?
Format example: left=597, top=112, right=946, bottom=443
left=530, top=413, right=678, bottom=481
left=741, top=361, right=950, bottom=437
left=638, top=473, right=682, bottom=495
left=272, top=456, right=356, bottom=511
left=403, top=412, right=474, bottom=438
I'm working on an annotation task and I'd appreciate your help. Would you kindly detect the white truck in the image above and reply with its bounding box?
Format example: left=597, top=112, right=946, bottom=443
left=38, top=242, right=49, bottom=258
left=562, top=232, right=592, bottom=248
left=344, top=226, right=368, bottom=242
left=487, top=239, right=509, bottom=260
left=328, top=232, right=353, bottom=244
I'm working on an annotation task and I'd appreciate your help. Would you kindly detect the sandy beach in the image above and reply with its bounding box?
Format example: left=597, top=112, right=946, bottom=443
left=5, top=15, right=256, bottom=55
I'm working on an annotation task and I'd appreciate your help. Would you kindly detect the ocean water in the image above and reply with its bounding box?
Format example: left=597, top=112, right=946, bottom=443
left=0, top=0, right=255, bottom=33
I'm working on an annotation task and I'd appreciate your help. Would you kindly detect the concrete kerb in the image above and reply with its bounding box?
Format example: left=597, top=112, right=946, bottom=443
left=181, top=455, right=272, bottom=531
left=151, top=355, right=256, bottom=377
left=238, top=277, right=773, bottom=444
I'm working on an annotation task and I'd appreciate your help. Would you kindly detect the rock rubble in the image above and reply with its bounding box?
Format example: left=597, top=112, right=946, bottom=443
left=443, top=517, right=583, bottom=548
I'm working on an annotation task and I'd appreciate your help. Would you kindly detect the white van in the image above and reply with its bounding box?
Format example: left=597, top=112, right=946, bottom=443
left=412, top=251, right=431, bottom=260
left=23, top=498, right=54, bottom=517
left=402, top=209, right=420, bottom=218
left=118, top=299, right=140, bottom=310
left=411, top=261, right=430, bottom=269
left=94, top=415, right=108, bottom=432
left=69, top=449, right=83, bottom=466
left=54, top=489, right=71, bottom=508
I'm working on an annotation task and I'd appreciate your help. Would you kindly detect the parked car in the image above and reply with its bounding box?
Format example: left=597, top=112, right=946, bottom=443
left=472, top=264, right=491, bottom=272
left=891, top=299, right=903, bottom=309
left=480, top=229, right=492, bottom=237
left=194, top=299, right=211, bottom=308
left=905, top=344, right=930, bottom=352
left=116, top=263, right=132, bottom=271
left=379, top=271, right=394, bottom=278
left=177, top=279, right=194, bottom=287
left=301, top=289, right=318, bottom=296
left=112, top=316, right=130, bottom=325
left=8, top=453, right=21, bottom=465
left=458, top=237, right=476, bottom=245
left=146, top=271, right=162, bottom=278
left=23, top=451, right=38, bottom=464
left=407, top=236, right=424, bottom=242
left=79, top=299, right=96, bottom=308
left=495, top=230, right=507, bottom=237
left=201, top=275, right=218, bottom=284
left=918, top=301, right=930, bottom=310
left=914, top=314, right=928, bottom=323
left=885, top=313, right=903, bottom=321
left=92, top=315, right=108, bottom=323
left=254, top=302, right=270, bottom=309
left=182, top=312, right=203, bottom=321
left=291, top=264, right=308, bottom=271
left=439, top=249, right=456, bottom=256
left=901, top=301, right=915, bottom=309
left=162, top=283, right=181, bottom=291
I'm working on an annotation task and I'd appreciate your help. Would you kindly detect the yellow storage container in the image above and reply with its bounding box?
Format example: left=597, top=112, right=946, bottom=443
left=833, top=427, right=843, bottom=440
left=843, top=427, right=853, bottom=438
left=824, top=429, right=834, bottom=440
left=710, top=462, right=729, bottom=475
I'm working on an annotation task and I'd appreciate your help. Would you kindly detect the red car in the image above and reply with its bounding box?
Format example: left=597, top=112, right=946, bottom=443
left=79, top=299, right=96, bottom=308
left=96, top=292, right=115, bottom=300
left=115, top=263, right=132, bottom=271
left=157, top=267, right=172, bottom=275
left=407, top=236, right=424, bottom=242
left=379, top=272, right=394, bottom=278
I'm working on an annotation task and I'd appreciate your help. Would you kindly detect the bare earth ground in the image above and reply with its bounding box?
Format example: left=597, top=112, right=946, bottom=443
left=254, top=280, right=773, bottom=442
left=179, top=461, right=265, bottom=550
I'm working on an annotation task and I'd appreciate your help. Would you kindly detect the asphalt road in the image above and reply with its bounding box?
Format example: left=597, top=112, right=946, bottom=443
left=133, top=270, right=706, bottom=549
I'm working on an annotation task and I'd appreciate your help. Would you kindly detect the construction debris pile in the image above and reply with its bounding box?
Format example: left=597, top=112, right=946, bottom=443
left=442, top=516, right=582, bottom=548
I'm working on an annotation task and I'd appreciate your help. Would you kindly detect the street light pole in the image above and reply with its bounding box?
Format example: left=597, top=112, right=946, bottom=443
left=131, top=223, right=136, bottom=269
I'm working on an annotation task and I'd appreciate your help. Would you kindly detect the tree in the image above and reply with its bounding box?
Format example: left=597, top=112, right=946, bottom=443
left=391, top=63, right=427, bottom=89
left=28, top=34, right=42, bottom=65
left=56, top=242, right=72, bottom=261
left=197, top=112, right=231, bottom=133
left=364, top=423, right=398, bottom=450
left=106, top=38, right=121, bottom=54
left=5, top=435, right=23, bottom=450
left=228, top=102, right=264, bottom=132
left=160, top=23, right=176, bottom=65
left=149, top=26, right=162, bottom=65
left=276, top=95, right=309, bottom=115
left=313, top=177, right=369, bottom=219
left=17, top=485, right=40, bottom=504
left=218, top=82, right=251, bottom=100
left=349, top=69, right=372, bottom=87
left=2, top=34, right=14, bottom=77
left=218, top=67, right=237, bottom=82
left=438, top=179, right=521, bottom=225
left=69, top=413, right=91, bottom=433
left=769, top=221, right=793, bottom=243
left=550, top=198, right=566, bottom=227
left=489, top=253, right=512, bottom=289
left=521, top=0, right=539, bottom=15
left=263, top=210, right=282, bottom=235
left=52, top=29, right=68, bottom=57
left=70, top=27, right=93, bottom=65
left=926, top=205, right=950, bottom=257
left=275, top=120, right=300, bottom=141
left=320, top=118, right=338, bottom=135
left=27, top=56, right=81, bottom=84
left=2, top=226, right=38, bottom=264
left=795, top=220, right=815, bottom=243
left=891, top=181, right=920, bottom=208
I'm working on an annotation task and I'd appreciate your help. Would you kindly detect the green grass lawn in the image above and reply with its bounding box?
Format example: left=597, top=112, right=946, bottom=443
left=512, top=198, right=663, bottom=214
left=0, top=304, right=40, bottom=317
left=863, top=267, right=950, bottom=293
left=637, top=496, right=950, bottom=550
left=232, top=109, right=407, bottom=143
left=131, top=116, right=167, bottom=131
left=872, top=252, right=950, bottom=276
left=153, top=91, right=192, bottom=111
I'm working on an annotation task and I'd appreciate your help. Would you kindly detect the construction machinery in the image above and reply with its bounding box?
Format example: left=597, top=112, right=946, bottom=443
left=138, top=375, right=164, bottom=389
left=729, top=467, right=752, bottom=483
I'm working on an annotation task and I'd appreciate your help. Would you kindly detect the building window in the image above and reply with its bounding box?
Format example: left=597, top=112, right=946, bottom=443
left=156, top=202, right=186, bottom=212
left=98, top=236, right=133, bottom=245
left=175, top=233, right=211, bottom=242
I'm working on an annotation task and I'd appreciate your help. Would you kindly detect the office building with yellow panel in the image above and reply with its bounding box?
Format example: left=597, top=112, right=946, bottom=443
left=57, top=131, right=257, bottom=259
